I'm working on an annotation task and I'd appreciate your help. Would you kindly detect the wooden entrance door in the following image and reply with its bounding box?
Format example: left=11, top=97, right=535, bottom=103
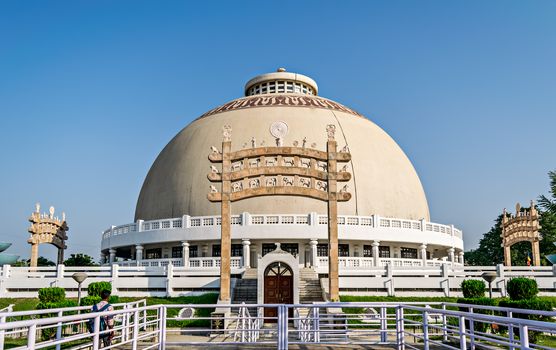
left=263, top=262, right=293, bottom=322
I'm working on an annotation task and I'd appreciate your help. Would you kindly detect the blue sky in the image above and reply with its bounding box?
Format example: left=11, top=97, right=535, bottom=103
left=1, top=1, right=555, bottom=261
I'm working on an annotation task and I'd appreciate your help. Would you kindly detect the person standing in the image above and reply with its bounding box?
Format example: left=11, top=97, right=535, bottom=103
left=91, top=290, right=114, bottom=347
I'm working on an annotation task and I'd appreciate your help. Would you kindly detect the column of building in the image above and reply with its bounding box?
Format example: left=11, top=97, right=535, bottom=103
left=371, top=241, right=380, bottom=267
left=242, top=239, right=251, bottom=268
left=309, top=239, right=318, bottom=267
left=420, top=244, right=427, bottom=267
left=182, top=241, right=190, bottom=267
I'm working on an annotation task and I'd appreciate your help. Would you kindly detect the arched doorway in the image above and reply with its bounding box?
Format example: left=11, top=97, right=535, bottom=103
left=264, top=261, right=293, bottom=321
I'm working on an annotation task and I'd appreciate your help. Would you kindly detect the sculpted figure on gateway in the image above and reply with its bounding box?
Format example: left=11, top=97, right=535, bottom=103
left=100, top=68, right=464, bottom=300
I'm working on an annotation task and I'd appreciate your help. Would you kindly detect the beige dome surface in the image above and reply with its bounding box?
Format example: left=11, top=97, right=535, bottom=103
left=135, top=94, right=430, bottom=221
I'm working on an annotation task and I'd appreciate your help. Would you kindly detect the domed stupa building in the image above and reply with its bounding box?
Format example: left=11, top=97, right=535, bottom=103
left=101, top=69, right=463, bottom=299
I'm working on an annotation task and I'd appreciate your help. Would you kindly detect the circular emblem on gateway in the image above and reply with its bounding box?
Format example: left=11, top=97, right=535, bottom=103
left=270, top=121, right=288, bottom=139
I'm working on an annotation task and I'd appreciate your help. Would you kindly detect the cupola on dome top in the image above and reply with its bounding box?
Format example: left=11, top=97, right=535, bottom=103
left=244, top=68, right=319, bottom=96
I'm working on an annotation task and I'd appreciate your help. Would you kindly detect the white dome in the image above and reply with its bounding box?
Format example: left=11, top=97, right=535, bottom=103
left=135, top=71, right=430, bottom=222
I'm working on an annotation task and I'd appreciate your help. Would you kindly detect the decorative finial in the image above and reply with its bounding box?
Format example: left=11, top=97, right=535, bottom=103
left=62, top=212, right=66, bottom=221
left=49, top=206, right=55, bottom=219
left=302, top=137, right=307, bottom=148
left=35, top=202, right=40, bottom=213
left=251, top=137, right=256, bottom=148
left=311, top=142, right=317, bottom=148
left=277, top=67, right=286, bottom=72
left=326, top=124, right=336, bottom=141
left=222, top=125, right=232, bottom=142
left=293, top=140, right=299, bottom=147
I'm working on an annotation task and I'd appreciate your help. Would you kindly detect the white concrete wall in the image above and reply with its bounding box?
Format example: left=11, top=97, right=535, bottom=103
left=1, top=264, right=554, bottom=298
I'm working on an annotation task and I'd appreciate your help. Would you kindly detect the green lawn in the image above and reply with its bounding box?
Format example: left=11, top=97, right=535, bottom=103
left=1, top=293, right=219, bottom=312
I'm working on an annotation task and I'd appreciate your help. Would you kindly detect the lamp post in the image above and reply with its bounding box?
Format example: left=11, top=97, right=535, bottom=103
left=72, top=272, right=88, bottom=306
left=481, top=272, right=497, bottom=299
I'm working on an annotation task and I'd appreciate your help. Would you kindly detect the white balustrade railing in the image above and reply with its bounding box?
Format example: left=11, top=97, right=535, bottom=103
left=317, top=257, right=463, bottom=268
left=2, top=302, right=555, bottom=350
left=102, top=213, right=462, bottom=240
left=117, top=257, right=243, bottom=269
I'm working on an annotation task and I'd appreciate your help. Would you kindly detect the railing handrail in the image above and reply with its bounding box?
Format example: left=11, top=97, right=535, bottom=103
left=0, top=299, right=147, bottom=317
left=0, top=304, right=159, bottom=330
left=442, top=301, right=556, bottom=317
left=3, top=301, right=554, bottom=330
left=400, top=304, right=556, bottom=329
left=2, top=301, right=556, bottom=350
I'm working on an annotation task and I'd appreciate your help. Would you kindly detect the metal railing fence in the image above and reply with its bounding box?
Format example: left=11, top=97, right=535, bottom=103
left=0, top=301, right=554, bottom=350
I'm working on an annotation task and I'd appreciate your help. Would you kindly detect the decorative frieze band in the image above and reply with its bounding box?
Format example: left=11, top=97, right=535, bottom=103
left=198, top=94, right=363, bottom=119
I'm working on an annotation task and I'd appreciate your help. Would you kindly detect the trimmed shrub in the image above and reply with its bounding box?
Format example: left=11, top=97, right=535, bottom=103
left=80, top=296, right=101, bottom=306
left=36, top=299, right=78, bottom=340
left=461, top=279, right=486, bottom=299
left=80, top=295, right=120, bottom=306
left=498, top=298, right=553, bottom=316
left=507, top=278, right=538, bottom=300
left=36, top=300, right=78, bottom=310
left=87, top=282, right=112, bottom=297
left=499, top=298, right=553, bottom=342
left=38, top=287, right=66, bottom=303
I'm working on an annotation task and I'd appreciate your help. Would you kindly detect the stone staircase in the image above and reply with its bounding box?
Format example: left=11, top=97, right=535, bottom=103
left=299, top=268, right=324, bottom=303
left=232, top=268, right=258, bottom=316
left=242, top=267, right=258, bottom=279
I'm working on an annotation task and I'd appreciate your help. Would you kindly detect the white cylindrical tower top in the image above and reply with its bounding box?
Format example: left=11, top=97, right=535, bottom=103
left=244, top=68, right=319, bottom=96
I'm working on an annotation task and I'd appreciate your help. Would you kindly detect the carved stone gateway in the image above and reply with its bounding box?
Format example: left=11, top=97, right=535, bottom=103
left=501, top=201, right=541, bottom=266
left=27, top=204, right=69, bottom=267
left=208, top=124, right=352, bottom=302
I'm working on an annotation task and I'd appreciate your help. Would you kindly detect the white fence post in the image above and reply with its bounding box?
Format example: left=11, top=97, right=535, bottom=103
left=27, top=323, right=37, bottom=350
left=55, top=310, right=63, bottom=350
left=132, top=310, right=139, bottom=350
left=111, top=264, right=119, bottom=294
left=423, top=310, right=429, bottom=350
left=56, top=264, right=64, bottom=287
left=380, top=306, right=387, bottom=342
left=497, top=264, right=506, bottom=297
left=0, top=314, right=5, bottom=350
left=519, top=324, right=529, bottom=349
left=441, top=304, right=448, bottom=342
left=442, top=264, right=450, bottom=297
left=396, top=306, right=405, bottom=349
left=508, top=310, right=515, bottom=350
left=387, top=264, right=395, bottom=296
left=459, top=316, right=467, bottom=350
left=92, top=315, right=100, bottom=350
left=166, top=263, right=174, bottom=297
left=158, top=305, right=166, bottom=349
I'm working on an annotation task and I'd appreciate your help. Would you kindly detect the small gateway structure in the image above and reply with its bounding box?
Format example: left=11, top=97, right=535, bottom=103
left=501, top=201, right=542, bottom=266
left=100, top=68, right=465, bottom=301
left=27, top=203, right=68, bottom=267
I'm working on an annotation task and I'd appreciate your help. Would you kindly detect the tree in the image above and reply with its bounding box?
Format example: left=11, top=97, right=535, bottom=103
left=63, top=253, right=98, bottom=266
left=466, top=170, right=556, bottom=266
left=25, top=256, right=56, bottom=266
left=538, top=170, right=556, bottom=263
left=465, top=215, right=504, bottom=266
left=12, top=260, right=28, bottom=267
